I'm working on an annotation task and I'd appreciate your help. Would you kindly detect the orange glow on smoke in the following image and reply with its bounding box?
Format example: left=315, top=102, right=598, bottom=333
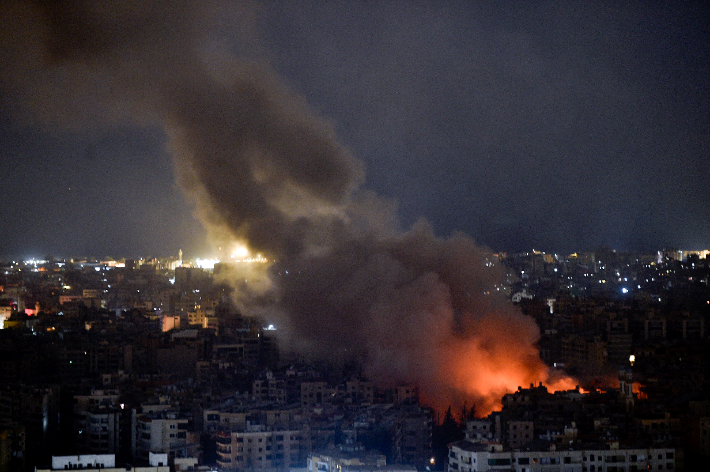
left=418, top=309, right=578, bottom=418
left=632, top=382, right=648, bottom=400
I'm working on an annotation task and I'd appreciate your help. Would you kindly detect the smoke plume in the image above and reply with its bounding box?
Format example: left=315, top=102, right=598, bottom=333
left=0, top=0, right=575, bottom=415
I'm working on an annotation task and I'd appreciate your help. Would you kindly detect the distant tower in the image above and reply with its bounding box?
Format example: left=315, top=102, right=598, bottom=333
left=178, top=249, right=183, bottom=267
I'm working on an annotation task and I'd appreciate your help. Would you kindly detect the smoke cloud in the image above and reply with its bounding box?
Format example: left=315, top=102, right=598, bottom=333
left=0, top=0, right=574, bottom=415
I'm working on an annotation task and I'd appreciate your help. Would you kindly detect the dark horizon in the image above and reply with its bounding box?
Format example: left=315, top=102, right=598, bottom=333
left=1, top=1, right=708, bottom=260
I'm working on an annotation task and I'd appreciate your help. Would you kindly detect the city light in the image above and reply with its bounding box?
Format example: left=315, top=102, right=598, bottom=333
left=195, top=258, right=220, bottom=269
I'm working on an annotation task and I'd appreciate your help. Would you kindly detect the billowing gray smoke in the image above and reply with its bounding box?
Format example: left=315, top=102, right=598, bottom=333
left=0, top=0, right=572, bottom=414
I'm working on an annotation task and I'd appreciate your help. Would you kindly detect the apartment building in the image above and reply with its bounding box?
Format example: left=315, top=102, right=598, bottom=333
left=448, top=440, right=675, bottom=472
left=133, top=412, right=197, bottom=461
left=215, top=425, right=305, bottom=471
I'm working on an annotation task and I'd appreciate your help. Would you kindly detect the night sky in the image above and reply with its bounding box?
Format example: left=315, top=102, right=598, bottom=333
left=1, top=1, right=708, bottom=260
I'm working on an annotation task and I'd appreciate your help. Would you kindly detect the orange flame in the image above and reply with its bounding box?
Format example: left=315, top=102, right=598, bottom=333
left=417, top=308, right=577, bottom=418
left=632, top=382, right=648, bottom=400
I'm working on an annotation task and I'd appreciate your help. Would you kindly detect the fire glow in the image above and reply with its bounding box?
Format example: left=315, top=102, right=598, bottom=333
left=632, top=382, right=648, bottom=400
left=418, top=311, right=578, bottom=417
left=5, top=0, right=578, bottom=421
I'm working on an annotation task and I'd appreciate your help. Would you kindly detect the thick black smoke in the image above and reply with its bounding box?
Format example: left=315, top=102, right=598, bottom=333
left=0, top=0, right=571, bottom=414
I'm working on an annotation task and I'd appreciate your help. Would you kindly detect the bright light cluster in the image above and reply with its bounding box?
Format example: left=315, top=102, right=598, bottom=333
left=195, top=258, right=220, bottom=269
left=228, top=243, right=268, bottom=263
left=231, top=255, right=269, bottom=263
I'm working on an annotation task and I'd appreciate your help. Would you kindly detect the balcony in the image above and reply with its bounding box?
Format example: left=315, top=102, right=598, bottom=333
left=216, top=443, right=232, bottom=454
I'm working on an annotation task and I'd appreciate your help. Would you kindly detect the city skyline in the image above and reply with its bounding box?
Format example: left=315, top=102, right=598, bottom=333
left=2, top=246, right=710, bottom=266
left=1, top=1, right=708, bottom=259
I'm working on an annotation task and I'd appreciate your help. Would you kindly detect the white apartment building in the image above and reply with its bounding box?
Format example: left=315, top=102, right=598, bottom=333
left=133, top=413, right=196, bottom=461
left=36, top=453, right=169, bottom=472
left=448, top=440, right=675, bottom=472
left=216, top=425, right=304, bottom=470
left=307, top=450, right=416, bottom=472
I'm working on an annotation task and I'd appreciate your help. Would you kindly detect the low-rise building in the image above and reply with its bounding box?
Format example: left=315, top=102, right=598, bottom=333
left=35, top=453, right=169, bottom=472
left=448, top=439, right=675, bottom=472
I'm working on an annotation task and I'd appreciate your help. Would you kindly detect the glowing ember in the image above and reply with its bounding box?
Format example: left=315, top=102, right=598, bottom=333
left=632, top=382, right=648, bottom=400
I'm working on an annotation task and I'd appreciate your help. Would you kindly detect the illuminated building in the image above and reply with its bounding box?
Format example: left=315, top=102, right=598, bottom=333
left=132, top=412, right=197, bottom=462
left=35, top=453, right=169, bottom=472
left=307, top=450, right=412, bottom=472
left=0, top=305, right=11, bottom=329
left=447, top=440, right=675, bottom=472
left=187, top=307, right=217, bottom=328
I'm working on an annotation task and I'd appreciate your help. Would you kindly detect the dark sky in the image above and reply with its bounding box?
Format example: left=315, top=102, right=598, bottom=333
left=1, top=0, right=708, bottom=259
